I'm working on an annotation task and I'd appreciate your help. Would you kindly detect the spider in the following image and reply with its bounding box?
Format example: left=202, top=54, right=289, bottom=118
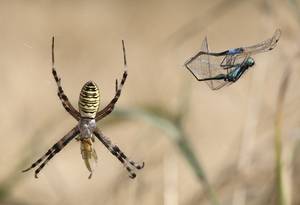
left=22, top=37, right=144, bottom=179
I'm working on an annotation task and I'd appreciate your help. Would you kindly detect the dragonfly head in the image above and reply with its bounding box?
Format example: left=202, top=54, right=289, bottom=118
left=246, top=57, right=255, bottom=67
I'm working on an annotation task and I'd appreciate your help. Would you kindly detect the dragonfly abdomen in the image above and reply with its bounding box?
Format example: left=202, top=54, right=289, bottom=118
left=227, top=47, right=244, bottom=55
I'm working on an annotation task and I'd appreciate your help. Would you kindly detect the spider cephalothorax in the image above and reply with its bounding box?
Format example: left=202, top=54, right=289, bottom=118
left=22, top=37, right=144, bottom=179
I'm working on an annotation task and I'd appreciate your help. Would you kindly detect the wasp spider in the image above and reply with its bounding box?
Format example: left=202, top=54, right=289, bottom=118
left=22, top=37, right=144, bottom=179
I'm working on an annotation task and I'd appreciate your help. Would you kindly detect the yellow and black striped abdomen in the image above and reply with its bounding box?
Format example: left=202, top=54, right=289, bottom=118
left=79, top=81, right=100, bottom=118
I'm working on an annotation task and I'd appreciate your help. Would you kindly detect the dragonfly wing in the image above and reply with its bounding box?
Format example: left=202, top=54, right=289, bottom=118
left=209, top=80, right=229, bottom=90
left=185, top=37, right=230, bottom=90
left=220, top=30, right=280, bottom=68
left=242, top=29, right=281, bottom=56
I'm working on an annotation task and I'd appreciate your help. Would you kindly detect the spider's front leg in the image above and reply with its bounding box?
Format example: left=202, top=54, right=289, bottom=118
left=22, top=126, right=79, bottom=178
left=95, top=40, right=128, bottom=121
left=94, top=130, right=144, bottom=179
left=51, top=37, right=81, bottom=121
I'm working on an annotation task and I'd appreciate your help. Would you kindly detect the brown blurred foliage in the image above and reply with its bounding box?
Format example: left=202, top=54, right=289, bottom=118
left=0, top=0, right=300, bottom=205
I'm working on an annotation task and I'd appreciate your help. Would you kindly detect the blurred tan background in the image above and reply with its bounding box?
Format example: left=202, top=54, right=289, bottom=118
left=0, top=0, right=300, bottom=205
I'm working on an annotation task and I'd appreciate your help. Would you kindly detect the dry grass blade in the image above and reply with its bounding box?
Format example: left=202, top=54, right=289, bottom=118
left=291, top=141, right=300, bottom=205
left=0, top=116, right=62, bottom=203
left=274, top=68, right=291, bottom=205
left=111, top=107, right=220, bottom=205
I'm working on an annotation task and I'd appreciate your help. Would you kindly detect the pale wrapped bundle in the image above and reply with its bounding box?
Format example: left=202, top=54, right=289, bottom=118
left=80, top=138, right=98, bottom=179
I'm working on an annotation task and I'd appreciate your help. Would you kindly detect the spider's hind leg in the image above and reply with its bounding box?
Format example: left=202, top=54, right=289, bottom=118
left=22, top=126, right=79, bottom=178
left=94, top=130, right=144, bottom=179
left=112, top=145, right=144, bottom=179
left=22, top=149, right=53, bottom=173
left=113, top=146, right=145, bottom=169
left=34, top=147, right=60, bottom=178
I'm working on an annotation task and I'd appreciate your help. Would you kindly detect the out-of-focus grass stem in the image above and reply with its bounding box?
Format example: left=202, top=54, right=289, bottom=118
left=0, top=116, right=61, bottom=202
left=107, top=78, right=220, bottom=205
left=288, top=0, right=300, bottom=24
left=274, top=69, right=290, bottom=205
left=113, top=106, right=219, bottom=205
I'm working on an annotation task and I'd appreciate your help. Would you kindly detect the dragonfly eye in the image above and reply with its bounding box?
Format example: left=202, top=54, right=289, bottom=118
left=247, top=58, right=255, bottom=66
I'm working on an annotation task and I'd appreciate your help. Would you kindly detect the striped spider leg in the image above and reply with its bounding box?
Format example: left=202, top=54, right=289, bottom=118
left=94, top=130, right=144, bottom=179
left=51, top=37, right=81, bottom=121
left=22, top=37, right=144, bottom=179
left=22, top=126, right=80, bottom=178
left=94, top=40, right=144, bottom=178
left=95, top=40, right=128, bottom=121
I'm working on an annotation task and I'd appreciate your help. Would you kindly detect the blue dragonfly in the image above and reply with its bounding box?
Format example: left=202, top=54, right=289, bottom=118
left=184, top=29, right=281, bottom=90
